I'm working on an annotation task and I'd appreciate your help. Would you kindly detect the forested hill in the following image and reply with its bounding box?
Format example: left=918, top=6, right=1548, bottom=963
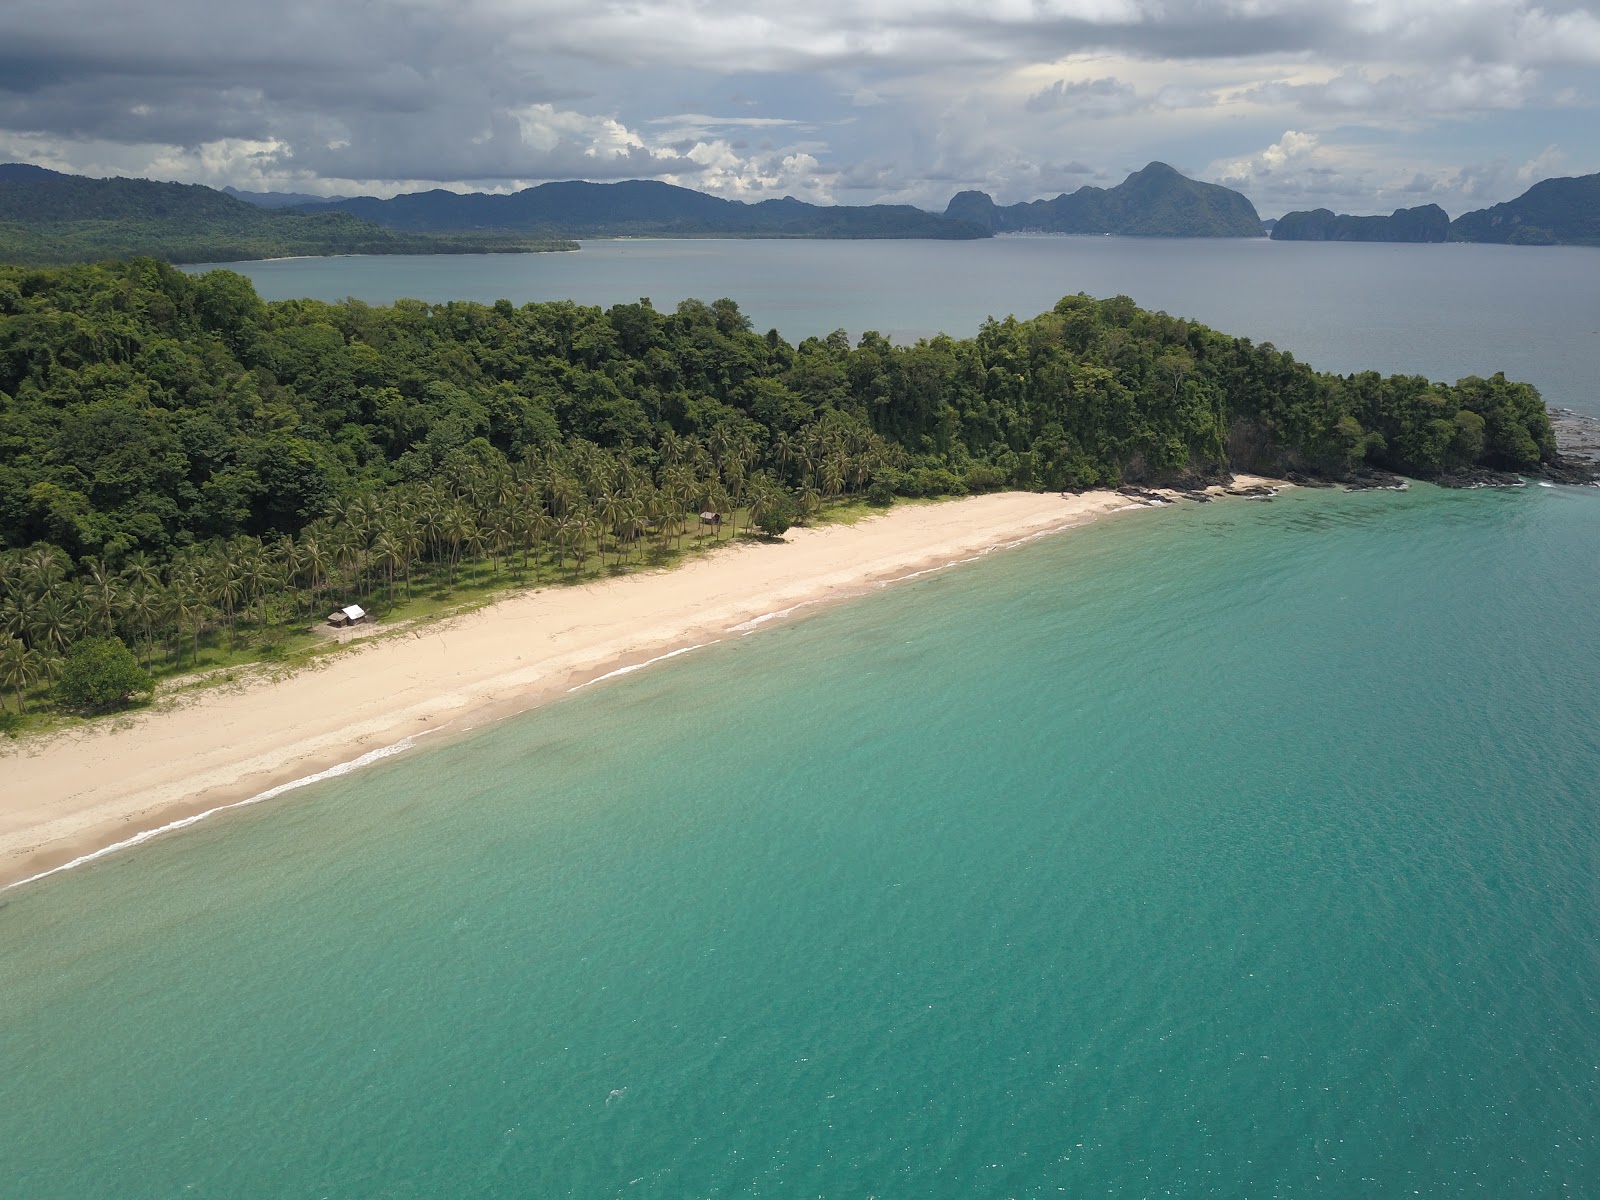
left=293, top=179, right=987, bottom=240
left=0, top=258, right=1558, bottom=569
left=1272, top=205, right=1449, bottom=242
left=0, top=166, right=577, bottom=265
left=0, top=259, right=1567, bottom=712
left=943, top=163, right=1264, bottom=237
left=1449, top=171, right=1600, bottom=245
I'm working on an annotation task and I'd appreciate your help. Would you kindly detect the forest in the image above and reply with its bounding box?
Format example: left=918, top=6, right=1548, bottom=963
left=0, top=258, right=1556, bottom=719
left=0, top=165, right=577, bottom=265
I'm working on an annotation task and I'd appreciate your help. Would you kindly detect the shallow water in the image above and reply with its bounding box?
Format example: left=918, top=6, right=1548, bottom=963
left=5, top=484, right=1598, bottom=1196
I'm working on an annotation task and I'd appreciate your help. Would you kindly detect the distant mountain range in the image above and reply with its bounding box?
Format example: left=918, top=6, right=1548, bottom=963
left=1272, top=172, right=1600, bottom=246
left=289, top=179, right=984, bottom=240
left=222, top=185, right=351, bottom=209
left=943, top=162, right=1264, bottom=237
left=0, top=165, right=574, bottom=265
left=3, top=159, right=1598, bottom=266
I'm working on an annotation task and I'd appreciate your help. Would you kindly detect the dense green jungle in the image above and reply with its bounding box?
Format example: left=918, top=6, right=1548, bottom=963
left=0, top=258, right=1556, bottom=721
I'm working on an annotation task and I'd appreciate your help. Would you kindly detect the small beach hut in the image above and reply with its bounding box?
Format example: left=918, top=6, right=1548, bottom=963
left=326, top=604, right=368, bottom=627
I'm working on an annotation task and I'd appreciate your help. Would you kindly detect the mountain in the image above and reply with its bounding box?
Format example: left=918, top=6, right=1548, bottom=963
left=1449, top=172, right=1600, bottom=246
left=0, top=165, right=574, bottom=265
left=941, top=163, right=1263, bottom=237
left=295, top=179, right=989, bottom=239
left=1271, top=204, right=1449, bottom=243
left=224, top=185, right=351, bottom=209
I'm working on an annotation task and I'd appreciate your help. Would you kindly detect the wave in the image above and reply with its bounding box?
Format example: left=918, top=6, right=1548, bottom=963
left=2, top=735, right=433, bottom=895
left=567, top=641, right=722, bottom=691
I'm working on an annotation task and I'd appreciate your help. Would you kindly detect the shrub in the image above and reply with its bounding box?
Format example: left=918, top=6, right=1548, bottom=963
left=55, top=637, right=154, bottom=712
left=754, top=497, right=795, bottom=537
left=866, top=480, right=896, bottom=507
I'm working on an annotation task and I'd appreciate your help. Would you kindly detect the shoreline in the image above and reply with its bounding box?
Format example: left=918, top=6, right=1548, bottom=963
left=0, top=485, right=1279, bottom=893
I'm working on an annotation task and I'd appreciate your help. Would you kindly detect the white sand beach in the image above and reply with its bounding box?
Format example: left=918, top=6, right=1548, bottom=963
left=0, top=484, right=1280, bottom=889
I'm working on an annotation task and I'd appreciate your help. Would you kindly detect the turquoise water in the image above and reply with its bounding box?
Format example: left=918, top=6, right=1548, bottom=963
left=4, top=484, right=1599, bottom=1196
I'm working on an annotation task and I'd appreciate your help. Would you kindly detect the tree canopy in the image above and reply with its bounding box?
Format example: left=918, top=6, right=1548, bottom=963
left=0, top=257, right=1557, bottom=718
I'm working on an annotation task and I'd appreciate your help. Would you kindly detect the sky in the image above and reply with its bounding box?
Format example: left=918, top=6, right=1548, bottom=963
left=2, top=0, right=1598, bottom=218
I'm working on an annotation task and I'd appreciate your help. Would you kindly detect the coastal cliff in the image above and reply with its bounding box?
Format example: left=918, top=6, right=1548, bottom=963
left=943, top=163, right=1264, bottom=238
left=1271, top=204, right=1449, bottom=242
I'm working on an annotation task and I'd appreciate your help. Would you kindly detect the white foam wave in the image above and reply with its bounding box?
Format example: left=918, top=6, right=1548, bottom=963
left=727, top=604, right=808, bottom=633
left=567, top=641, right=720, bottom=691
left=2, top=735, right=431, bottom=895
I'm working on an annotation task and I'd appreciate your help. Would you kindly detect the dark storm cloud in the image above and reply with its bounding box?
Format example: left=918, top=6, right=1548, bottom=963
left=2, top=0, right=1598, bottom=207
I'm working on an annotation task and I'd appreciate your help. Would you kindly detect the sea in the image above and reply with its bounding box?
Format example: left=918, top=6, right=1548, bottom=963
left=3, top=239, right=1598, bottom=1197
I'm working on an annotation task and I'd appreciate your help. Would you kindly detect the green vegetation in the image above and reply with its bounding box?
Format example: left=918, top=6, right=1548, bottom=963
left=1449, top=171, right=1600, bottom=246
left=1272, top=205, right=1449, bottom=243
left=943, top=163, right=1263, bottom=237
left=54, top=635, right=152, bottom=711
left=0, top=258, right=1556, bottom=722
left=0, top=165, right=577, bottom=265
left=302, top=179, right=988, bottom=240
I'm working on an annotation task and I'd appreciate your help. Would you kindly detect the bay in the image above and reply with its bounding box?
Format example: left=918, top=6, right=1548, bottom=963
left=5, top=239, right=1598, bottom=1196
left=3, top=483, right=1599, bottom=1196
left=189, top=237, right=1600, bottom=417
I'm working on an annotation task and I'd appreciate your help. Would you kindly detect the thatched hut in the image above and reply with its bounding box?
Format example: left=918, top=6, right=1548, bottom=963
left=326, top=604, right=367, bottom=628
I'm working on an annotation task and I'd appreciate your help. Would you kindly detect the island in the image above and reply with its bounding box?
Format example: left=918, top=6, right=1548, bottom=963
left=0, top=164, right=576, bottom=265
left=1449, top=170, right=1600, bottom=245
left=1271, top=204, right=1449, bottom=242
left=942, top=162, right=1264, bottom=237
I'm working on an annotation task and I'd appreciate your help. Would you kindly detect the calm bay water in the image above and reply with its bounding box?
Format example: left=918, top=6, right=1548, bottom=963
left=3, top=484, right=1599, bottom=1196
left=5, top=243, right=1599, bottom=1195
left=189, top=237, right=1600, bottom=417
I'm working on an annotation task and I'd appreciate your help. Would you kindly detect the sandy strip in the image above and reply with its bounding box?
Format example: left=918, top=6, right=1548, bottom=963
left=0, top=485, right=1274, bottom=890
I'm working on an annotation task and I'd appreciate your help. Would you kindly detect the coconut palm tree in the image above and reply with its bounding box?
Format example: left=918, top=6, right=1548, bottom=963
left=121, top=583, right=166, bottom=667
left=78, top=558, right=122, bottom=638
left=0, top=636, right=43, bottom=712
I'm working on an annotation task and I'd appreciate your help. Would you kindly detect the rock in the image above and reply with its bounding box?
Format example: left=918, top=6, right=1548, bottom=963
left=1343, top=469, right=1409, bottom=491
left=1284, top=472, right=1336, bottom=488
left=1435, top=467, right=1526, bottom=489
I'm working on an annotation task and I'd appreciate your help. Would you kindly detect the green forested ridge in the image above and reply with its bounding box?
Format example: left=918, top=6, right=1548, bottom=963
left=0, top=259, right=1556, bottom=718
left=1449, top=171, right=1600, bottom=246
left=0, top=165, right=577, bottom=265
left=1271, top=205, right=1450, bottom=243
left=943, top=163, right=1264, bottom=237
left=297, top=179, right=987, bottom=240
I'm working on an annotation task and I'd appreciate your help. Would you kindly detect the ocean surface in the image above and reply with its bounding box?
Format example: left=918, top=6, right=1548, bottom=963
left=4, top=482, right=1600, bottom=1197
left=187, top=237, right=1600, bottom=418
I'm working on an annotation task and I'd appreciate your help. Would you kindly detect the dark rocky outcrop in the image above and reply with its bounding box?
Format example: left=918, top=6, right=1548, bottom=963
left=1450, top=172, right=1600, bottom=246
left=944, top=163, right=1263, bottom=238
left=1271, top=204, right=1449, bottom=243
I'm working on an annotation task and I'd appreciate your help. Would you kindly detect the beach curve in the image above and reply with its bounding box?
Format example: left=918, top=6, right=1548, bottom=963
left=0, top=486, right=1276, bottom=891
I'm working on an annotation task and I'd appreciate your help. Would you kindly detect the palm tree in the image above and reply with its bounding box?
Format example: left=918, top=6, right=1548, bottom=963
left=171, top=574, right=209, bottom=667
left=370, top=531, right=404, bottom=604
left=0, top=636, right=43, bottom=713
left=121, top=583, right=166, bottom=667
left=79, top=557, right=122, bottom=637
left=298, top=535, right=330, bottom=616
left=595, top=489, right=627, bottom=565
left=209, top=551, right=245, bottom=650
left=26, top=592, right=77, bottom=670
left=440, top=504, right=476, bottom=585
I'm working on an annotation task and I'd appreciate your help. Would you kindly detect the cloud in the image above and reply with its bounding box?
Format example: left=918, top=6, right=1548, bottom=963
left=1208, top=130, right=1578, bottom=216
left=1025, top=76, right=1141, bottom=116
left=0, top=0, right=1597, bottom=211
